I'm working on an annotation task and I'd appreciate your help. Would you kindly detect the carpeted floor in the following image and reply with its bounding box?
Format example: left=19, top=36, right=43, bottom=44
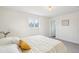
left=51, top=37, right=79, bottom=53
left=62, top=40, right=79, bottom=53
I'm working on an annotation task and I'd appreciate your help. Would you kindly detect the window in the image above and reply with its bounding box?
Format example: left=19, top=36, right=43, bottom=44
left=29, top=19, right=39, bottom=28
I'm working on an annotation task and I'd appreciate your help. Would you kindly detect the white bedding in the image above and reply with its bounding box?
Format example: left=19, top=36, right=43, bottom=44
left=0, top=35, right=67, bottom=53
left=0, top=44, right=20, bottom=53
left=23, top=35, right=67, bottom=53
left=0, top=37, right=20, bottom=45
left=0, top=37, right=21, bottom=53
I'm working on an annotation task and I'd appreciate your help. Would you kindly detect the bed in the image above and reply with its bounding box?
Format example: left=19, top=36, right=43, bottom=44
left=22, top=35, right=67, bottom=53
left=0, top=35, right=67, bottom=53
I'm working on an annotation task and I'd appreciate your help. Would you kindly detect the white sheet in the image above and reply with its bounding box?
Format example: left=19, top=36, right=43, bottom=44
left=0, top=44, right=20, bottom=53
left=0, top=37, right=20, bottom=45
left=23, top=35, right=67, bottom=53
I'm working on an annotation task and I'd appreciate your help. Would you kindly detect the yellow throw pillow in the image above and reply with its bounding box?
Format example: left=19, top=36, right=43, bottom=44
left=19, top=40, right=31, bottom=50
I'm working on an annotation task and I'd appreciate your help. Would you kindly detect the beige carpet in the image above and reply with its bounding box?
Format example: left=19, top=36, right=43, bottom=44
left=62, top=40, right=79, bottom=53
left=51, top=37, right=79, bottom=53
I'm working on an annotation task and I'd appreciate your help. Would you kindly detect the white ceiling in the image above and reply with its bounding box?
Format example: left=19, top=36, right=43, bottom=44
left=4, top=6, right=79, bottom=17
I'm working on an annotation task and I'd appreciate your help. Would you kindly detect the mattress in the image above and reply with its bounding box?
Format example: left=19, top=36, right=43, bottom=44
left=22, top=35, right=67, bottom=53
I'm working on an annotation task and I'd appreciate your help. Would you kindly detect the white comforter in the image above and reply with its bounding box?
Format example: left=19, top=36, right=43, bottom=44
left=0, top=44, right=20, bottom=53
left=0, top=37, right=21, bottom=53
left=23, top=35, right=67, bottom=53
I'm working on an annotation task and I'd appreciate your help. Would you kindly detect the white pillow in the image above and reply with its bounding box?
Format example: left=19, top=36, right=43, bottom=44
left=0, top=37, right=20, bottom=45
left=0, top=44, right=20, bottom=53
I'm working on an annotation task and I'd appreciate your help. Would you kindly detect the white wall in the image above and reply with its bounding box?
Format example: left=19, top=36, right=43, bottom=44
left=0, top=7, right=49, bottom=37
left=53, top=11, right=79, bottom=44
